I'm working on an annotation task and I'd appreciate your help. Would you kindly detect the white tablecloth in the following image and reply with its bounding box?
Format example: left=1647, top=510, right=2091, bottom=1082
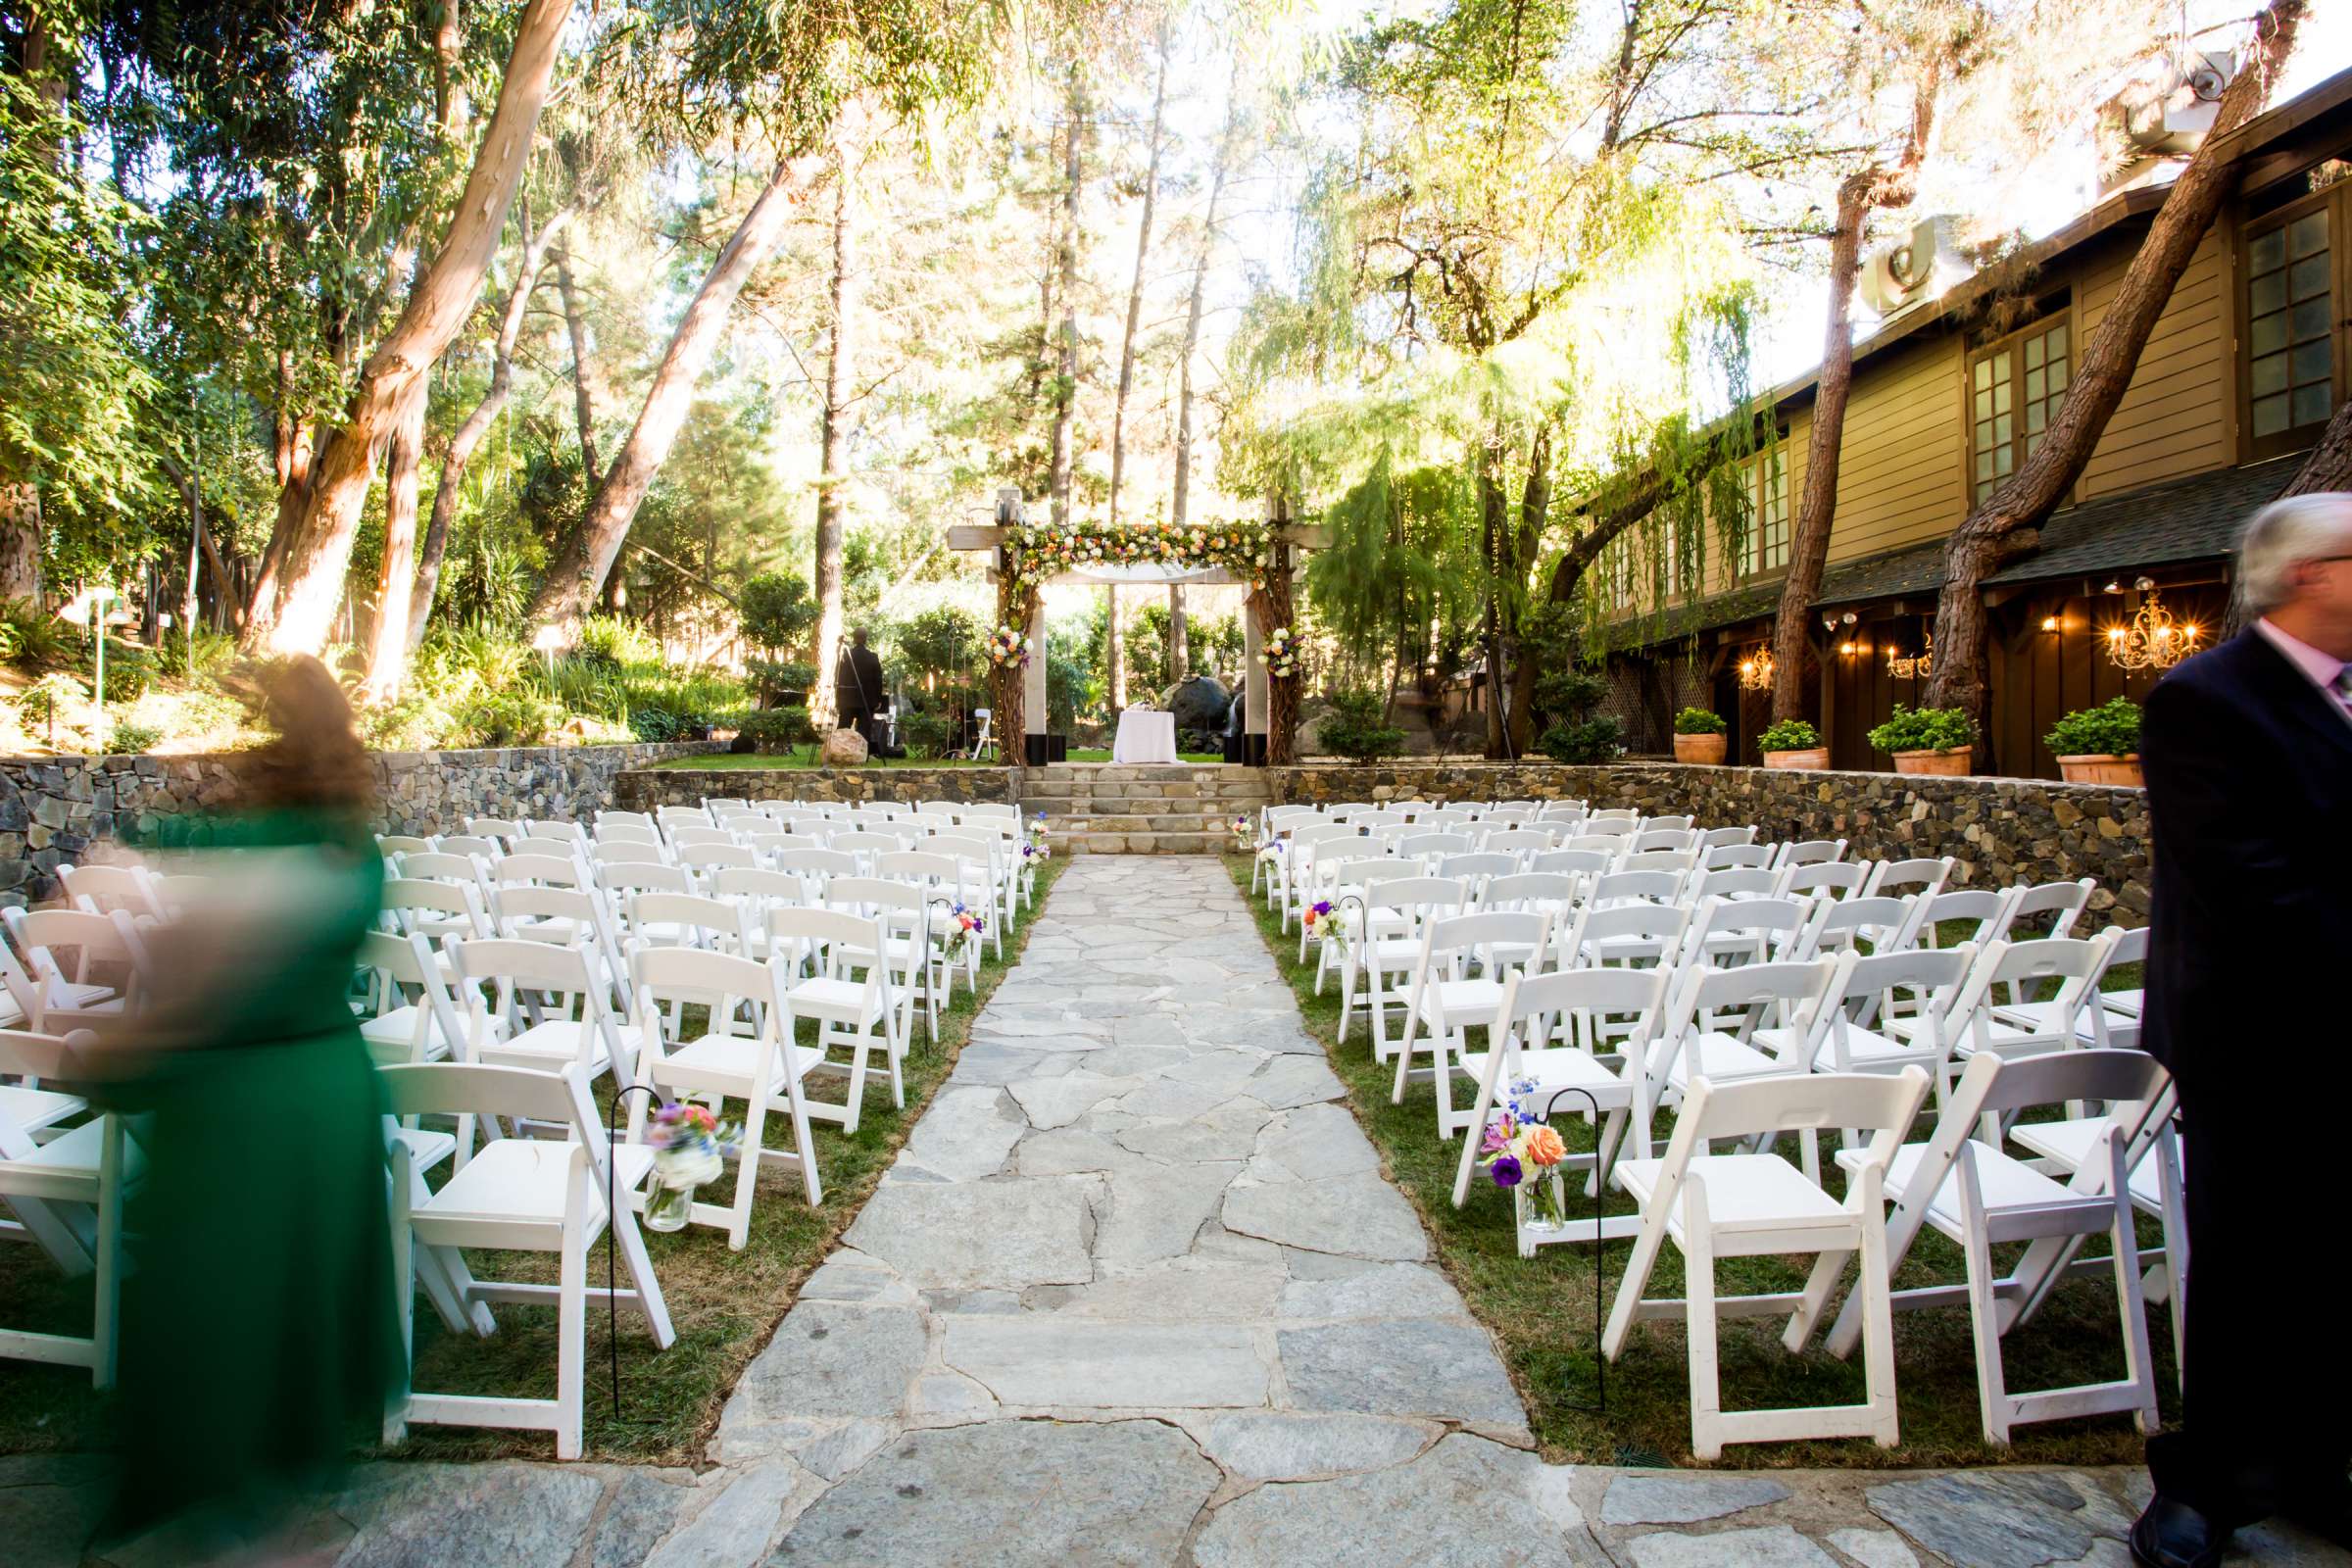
left=1111, top=708, right=1180, bottom=764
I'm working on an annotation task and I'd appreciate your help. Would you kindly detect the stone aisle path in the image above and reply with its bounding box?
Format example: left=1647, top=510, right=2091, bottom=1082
left=26, top=856, right=2339, bottom=1565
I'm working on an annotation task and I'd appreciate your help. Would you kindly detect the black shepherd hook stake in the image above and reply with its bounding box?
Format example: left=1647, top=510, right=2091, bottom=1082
left=1539, top=1083, right=1611, bottom=1418
left=606, top=1082, right=673, bottom=1422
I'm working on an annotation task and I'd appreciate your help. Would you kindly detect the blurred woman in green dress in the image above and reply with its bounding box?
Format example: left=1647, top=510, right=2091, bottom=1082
left=102, top=656, right=402, bottom=1538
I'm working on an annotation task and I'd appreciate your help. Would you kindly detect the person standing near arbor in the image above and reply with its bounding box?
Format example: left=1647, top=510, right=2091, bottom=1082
left=2132, top=494, right=2352, bottom=1568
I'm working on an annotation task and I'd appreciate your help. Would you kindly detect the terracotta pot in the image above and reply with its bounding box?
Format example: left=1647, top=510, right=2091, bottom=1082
left=2056, top=754, right=2143, bottom=787
left=1673, top=732, right=1727, bottom=765
left=1891, top=747, right=1972, bottom=776
left=1762, top=747, right=1829, bottom=770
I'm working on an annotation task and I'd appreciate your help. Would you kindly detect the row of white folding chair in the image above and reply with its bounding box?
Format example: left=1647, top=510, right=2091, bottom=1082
left=0, top=907, right=145, bottom=1035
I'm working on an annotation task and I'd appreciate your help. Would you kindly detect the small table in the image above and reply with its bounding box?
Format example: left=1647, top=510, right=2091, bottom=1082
left=1111, top=709, right=1180, bottom=764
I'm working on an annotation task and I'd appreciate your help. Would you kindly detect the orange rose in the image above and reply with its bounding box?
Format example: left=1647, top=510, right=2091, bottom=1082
left=1521, top=1125, right=1567, bottom=1168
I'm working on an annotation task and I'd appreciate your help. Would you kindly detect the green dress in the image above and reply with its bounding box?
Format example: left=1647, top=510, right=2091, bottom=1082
left=105, top=808, right=403, bottom=1531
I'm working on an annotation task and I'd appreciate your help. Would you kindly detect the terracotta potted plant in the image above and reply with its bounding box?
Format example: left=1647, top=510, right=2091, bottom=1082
left=2044, top=696, right=2142, bottom=786
left=1672, top=707, right=1727, bottom=764
left=1868, top=704, right=1975, bottom=776
left=1758, top=718, right=1828, bottom=770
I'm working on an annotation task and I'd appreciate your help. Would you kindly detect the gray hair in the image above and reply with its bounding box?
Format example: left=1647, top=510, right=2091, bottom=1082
left=2236, top=492, right=2352, bottom=616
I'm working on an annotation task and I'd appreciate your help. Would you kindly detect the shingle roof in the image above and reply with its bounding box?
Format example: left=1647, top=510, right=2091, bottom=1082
left=1982, top=456, right=2296, bottom=585
left=1608, top=459, right=2300, bottom=651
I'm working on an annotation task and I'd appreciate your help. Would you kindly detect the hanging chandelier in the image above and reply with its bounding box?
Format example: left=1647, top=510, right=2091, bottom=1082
left=2106, top=577, right=2201, bottom=672
left=1886, top=631, right=1935, bottom=682
left=1737, top=646, right=1775, bottom=691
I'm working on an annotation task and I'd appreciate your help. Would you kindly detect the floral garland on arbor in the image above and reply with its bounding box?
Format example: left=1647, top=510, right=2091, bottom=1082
left=1002, top=519, right=1279, bottom=595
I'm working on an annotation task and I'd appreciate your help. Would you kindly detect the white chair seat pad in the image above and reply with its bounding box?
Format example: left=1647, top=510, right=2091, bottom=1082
left=1849, top=1142, right=2084, bottom=1234
left=424, top=1139, right=657, bottom=1226
left=787, top=977, right=882, bottom=1019
left=0, top=1084, right=86, bottom=1134
left=664, top=1033, right=827, bottom=1090
left=386, top=1126, right=458, bottom=1170
left=1616, top=1152, right=1843, bottom=1237
left=1461, top=1046, right=1624, bottom=1104
left=1421, top=977, right=1504, bottom=1024
left=2010, top=1118, right=2175, bottom=1209
left=497, top=1020, right=630, bottom=1072
left=1664, top=1031, right=1782, bottom=1092
left=16, top=1115, right=143, bottom=1181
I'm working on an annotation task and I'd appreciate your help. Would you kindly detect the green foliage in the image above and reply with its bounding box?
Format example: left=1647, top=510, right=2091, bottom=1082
left=739, top=572, right=817, bottom=655
left=901, top=710, right=954, bottom=759
left=0, top=599, right=71, bottom=666
left=1533, top=666, right=1606, bottom=727
left=892, top=606, right=984, bottom=684
left=1316, top=687, right=1408, bottom=763
left=1757, top=717, right=1821, bottom=754
left=729, top=706, right=814, bottom=754
left=1866, top=704, right=1975, bottom=755
left=104, top=720, right=163, bottom=755
left=1538, top=715, right=1623, bottom=763
left=575, top=615, right=662, bottom=670
left=1673, top=706, right=1725, bottom=734
left=2044, top=696, right=2140, bottom=758
left=81, top=638, right=158, bottom=703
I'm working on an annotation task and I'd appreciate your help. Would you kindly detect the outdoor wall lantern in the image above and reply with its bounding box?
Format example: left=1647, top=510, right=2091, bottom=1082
left=1737, top=647, right=1776, bottom=691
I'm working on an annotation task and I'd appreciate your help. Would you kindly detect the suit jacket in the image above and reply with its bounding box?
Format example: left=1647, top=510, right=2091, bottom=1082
left=2139, top=628, right=2352, bottom=1099
left=834, top=646, right=884, bottom=713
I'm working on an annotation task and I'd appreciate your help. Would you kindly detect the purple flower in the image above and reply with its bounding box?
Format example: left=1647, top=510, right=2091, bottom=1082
left=1479, top=1121, right=1514, bottom=1155
left=1489, top=1154, right=1523, bottom=1189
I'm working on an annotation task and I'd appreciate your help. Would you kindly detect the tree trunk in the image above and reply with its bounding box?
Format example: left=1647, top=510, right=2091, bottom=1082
left=808, top=141, right=858, bottom=731
left=1049, top=71, right=1085, bottom=527
left=1168, top=586, right=1187, bottom=679
left=404, top=212, right=568, bottom=656
left=1926, top=0, right=2308, bottom=744
left=1478, top=438, right=1509, bottom=758
left=1107, top=21, right=1170, bottom=529
left=360, top=390, right=426, bottom=700
left=1167, top=77, right=1235, bottom=702
left=2282, top=392, right=2352, bottom=495
left=1772, top=70, right=1940, bottom=721
left=526, top=148, right=826, bottom=632
left=1107, top=587, right=1125, bottom=710
left=243, top=0, right=575, bottom=656
left=0, top=483, right=41, bottom=603
left=555, top=234, right=601, bottom=486
left=1505, top=426, right=1552, bottom=755
left=432, top=0, right=467, bottom=137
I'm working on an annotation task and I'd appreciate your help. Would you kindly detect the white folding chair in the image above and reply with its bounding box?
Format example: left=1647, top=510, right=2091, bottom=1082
left=1640, top=956, right=1840, bottom=1167
left=627, top=946, right=824, bottom=1244
left=1390, top=908, right=1553, bottom=1136
left=56, top=862, right=167, bottom=922
left=355, top=929, right=469, bottom=1067
left=380, top=1061, right=673, bottom=1459
left=1862, top=856, right=1955, bottom=903
left=1602, top=1066, right=1931, bottom=1459
left=2, top=908, right=149, bottom=1027
left=446, top=937, right=640, bottom=1090
left=1703, top=843, right=1777, bottom=872
left=1816, top=1050, right=2171, bottom=1446
left=0, top=1028, right=123, bottom=1387
left=1992, top=926, right=2145, bottom=1050
left=765, top=906, right=904, bottom=1134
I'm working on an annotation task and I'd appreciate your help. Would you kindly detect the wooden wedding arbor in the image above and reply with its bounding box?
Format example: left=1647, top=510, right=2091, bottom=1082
left=947, top=487, right=1327, bottom=766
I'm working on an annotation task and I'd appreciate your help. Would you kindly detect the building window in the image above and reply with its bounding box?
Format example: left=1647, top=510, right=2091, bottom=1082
left=2246, top=205, right=2333, bottom=445
left=1971, top=318, right=2070, bottom=505
left=1740, top=446, right=1789, bottom=575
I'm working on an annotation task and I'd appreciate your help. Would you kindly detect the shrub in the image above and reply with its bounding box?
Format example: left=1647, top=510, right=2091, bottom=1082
left=87, top=639, right=157, bottom=703
left=574, top=614, right=660, bottom=669
left=740, top=571, right=816, bottom=654
left=1534, top=668, right=1606, bottom=726
left=2044, top=695, right=2140, bottom=757
left=1757, top=718, right=1821, bottom=754
left=1673, top=706, right=1726, bottom=735
left=748, top=657, right=816, bottom=705
left=901, top=710, right=954, bottom=759
left=731, top=706, right=814, bottom=754
left=1317, top=687, right=1407, bottom=763
left=1865, top=703, right=1974, bottom=755
left=104, top=720, right=162, bottom=755
left=457, top=688, right=566, bottom=748
left=1538, top=714, right=1623, bottom=763
left=0, top=598, right=71, bottom=666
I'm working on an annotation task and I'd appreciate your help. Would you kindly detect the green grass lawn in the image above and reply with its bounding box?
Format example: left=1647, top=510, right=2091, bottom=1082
left=1217, top=856, right=2174, bottom=1470
left=0, top=859, right=1066, bottom=1467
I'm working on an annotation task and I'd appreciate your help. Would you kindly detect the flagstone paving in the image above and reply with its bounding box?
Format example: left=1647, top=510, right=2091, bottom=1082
left=26, top=857, right=2344, bottom=1565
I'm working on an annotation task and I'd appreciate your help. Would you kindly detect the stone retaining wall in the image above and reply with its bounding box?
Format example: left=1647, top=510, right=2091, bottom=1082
left=612, top=764, right=1021, bottom=813
left=1268, top=760, right=2150, bottom=918
left=0, top=741, right=721, bottom=904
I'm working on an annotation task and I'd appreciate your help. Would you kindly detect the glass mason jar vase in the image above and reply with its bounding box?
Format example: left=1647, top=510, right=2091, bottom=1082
left=644, top=1177, right=696, bottom=1233
left=1515, top=1173, right=1569, bottom=1236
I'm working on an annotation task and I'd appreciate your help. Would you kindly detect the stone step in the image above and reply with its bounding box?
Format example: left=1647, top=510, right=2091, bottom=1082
left=1063, top=830, right=1233, bottom=855
left=1054, top=812, right=1248, bottom=837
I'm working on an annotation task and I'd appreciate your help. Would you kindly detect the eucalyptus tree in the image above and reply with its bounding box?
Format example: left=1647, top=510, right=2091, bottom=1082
left=1227, top=0, right=1799, bottom=755
left=524, top=0, right=1093, bottom=634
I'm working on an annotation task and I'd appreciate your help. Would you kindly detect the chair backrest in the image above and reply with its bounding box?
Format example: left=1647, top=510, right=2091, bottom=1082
left=1951, top=933, right=2114, bottom=1044
left=1480, top=828, right=1557, bottom=858
left=1530, top=848, right=1613, bottom=877
left=1921, top=885, right=2020, bottom=948
left=1864, top=856, right=1955, bottom=901
left=666, top=826, right=737, bottom=851
left=378, top=1059, right=599, bottom=1151
left=398, top=850, right=491, bottom=889
left=446, top=937, right=616, bottom=1065
left=1680, top=895, right=1814, bottom=967
left=4, top=907, right=149, bottom=1003
left=432, top=834, right=504, bottom=860
left=1480, top=871, right=1580, bottom=913
left=1629, top=828, right=1699, bottom=855
left=1364, top=875, right=1468, bottom=919
left=1618, top=848, right=1701, bottom=876
left=1702, top=843, right=1776, bottom=872
left=1642, top=813, right=1695, bottom=832
left=1438, top=853, right=1518, bottom=892
left=1665, top=1067, right=1931, bottom=1187
left=1588, top=809, right=1640, bottom=829
left=765, top=904, right=891, bottom=979
left=1776, top=837, right=1847, bottom=869
left=1589, top=868, right=1685, bottom=906
left=1396, top=832, right=1476, bottom=865
left=776, top=847, right=861, bottom=882
left=464, top=816, right=526, bottom=845
left=595, top=820, right=665, bottom=846
left=1650, top=957, right=1838, bottom=1091
left=1497, top=964, right=1669, bottom=1047
left=1797, top=893, right=1923, bottom=957
left=375, top=834, right=435, bottom=858
left=1779, top=859, right=1869, bottom=902
left=1698, top=825, right=1759, bottom=851
left=495, top=853, right=588, bottom=890
left=382, top=877, right=492, bottom=939
left=598, top=861, right=693, bottom=897
left=514, top=833, right=585, bottom=858
left=355, top=928, right=466, bottom=1063
left=0, top=1025, right=98, bottom=1089
left=1693, top=866, right=1779, bottom=902
left=626, top=891, right=753, bottom=953
left=2006, top=877, right=2094, bottom=938
left=1565, top=833, right=1630, bottom=856
left=591, top=839, right=671, bottom=868
left=56, top=861, right=165, bottom=921
left=1415, top=909, right=1551, bottom=985
left=597, top=810, right=657, bottom=830
left=1564, top=901, right=1691, bottom=968
left=1808, top=944, right=1977, bottom=1068
left=630, top=945, right=785, bottom=1053
left=677, top=842, right=759, bottom=876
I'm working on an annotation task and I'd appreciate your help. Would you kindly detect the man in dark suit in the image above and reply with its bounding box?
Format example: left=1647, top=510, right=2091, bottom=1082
left=834, top=628, right=885, bottom=734
left=2132, top=494, right=2352, bottom=1568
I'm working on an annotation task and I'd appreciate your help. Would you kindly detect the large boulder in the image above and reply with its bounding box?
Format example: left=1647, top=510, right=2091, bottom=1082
left=819, top=726, right=870, bottom=767
left=1162, top=674, right=1231, bottom=737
